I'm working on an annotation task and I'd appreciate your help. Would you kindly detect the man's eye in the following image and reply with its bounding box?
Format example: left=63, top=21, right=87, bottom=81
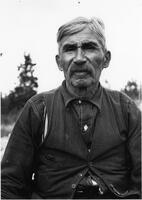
left=82, top=43, right=98, bottom=50
left=63, top=45, right=76, bottom=52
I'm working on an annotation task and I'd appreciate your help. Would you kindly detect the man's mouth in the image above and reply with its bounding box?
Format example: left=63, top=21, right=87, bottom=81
left=74, top=71, right=88, bottom=75
left=71, top=69, right=91, bottom=76
left=72, top=70, right=91, bottom=78
left=75, top=71, right=87, bottom=77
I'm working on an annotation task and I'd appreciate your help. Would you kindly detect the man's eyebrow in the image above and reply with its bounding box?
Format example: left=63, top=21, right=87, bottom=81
left=82, top=41, right=100, bottom=47
left=62, top=43, right=77, bottom=51
left=62, top=42, right=77, bottom=47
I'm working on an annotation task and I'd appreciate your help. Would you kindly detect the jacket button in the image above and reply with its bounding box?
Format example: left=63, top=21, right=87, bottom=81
left=72, top=184, right=76, bottom=189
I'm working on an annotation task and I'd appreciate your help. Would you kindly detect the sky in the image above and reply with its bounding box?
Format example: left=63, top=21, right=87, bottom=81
left=0, top=0, right=142, bottom=96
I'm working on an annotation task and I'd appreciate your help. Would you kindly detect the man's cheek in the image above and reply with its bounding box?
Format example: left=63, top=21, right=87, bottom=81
left=92, top=55, right=103, bottom=63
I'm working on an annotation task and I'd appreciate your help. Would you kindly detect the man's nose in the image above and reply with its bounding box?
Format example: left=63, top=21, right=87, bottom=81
left=73, top=48, right=86, bottom=65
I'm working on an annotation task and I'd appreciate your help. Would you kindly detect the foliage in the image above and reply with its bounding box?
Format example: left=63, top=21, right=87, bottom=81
left=8, top=54, right=38, bottom=111
left=121, top=80, right=140, bottom=100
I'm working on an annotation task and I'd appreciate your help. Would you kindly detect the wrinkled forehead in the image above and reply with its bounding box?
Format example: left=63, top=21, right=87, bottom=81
left=59, top=27, right=103, bottom=48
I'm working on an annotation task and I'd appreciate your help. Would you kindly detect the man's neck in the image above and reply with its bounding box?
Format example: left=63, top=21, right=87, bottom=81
left=66, top=81, right=99, bottom=99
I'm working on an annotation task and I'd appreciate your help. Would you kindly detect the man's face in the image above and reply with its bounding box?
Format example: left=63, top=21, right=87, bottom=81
left=56, top=27, right=110, bottom=89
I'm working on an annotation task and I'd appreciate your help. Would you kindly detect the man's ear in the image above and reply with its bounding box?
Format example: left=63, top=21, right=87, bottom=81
left=103, top=51, right=111, bottom=68
left=56, top=55, right=63, bottom=71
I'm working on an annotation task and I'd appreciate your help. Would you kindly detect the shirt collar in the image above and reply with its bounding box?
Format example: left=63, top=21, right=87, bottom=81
left=60, top=80, right=103, bottom=112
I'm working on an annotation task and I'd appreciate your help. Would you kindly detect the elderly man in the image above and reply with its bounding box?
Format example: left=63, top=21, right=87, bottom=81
left=1, top=17, right=141, bottom=199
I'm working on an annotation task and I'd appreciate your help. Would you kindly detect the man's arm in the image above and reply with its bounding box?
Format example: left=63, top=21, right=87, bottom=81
left=127, top=100, right=141, bottom=195
left=1, top=99, right=43, bottom=199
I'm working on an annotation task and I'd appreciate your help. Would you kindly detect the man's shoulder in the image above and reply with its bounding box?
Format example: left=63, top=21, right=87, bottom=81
left=28, top=86, right=61, bottom=104
left=102, top=87, right=133, bottom=105
left=24, top=87, right=61, bottom=120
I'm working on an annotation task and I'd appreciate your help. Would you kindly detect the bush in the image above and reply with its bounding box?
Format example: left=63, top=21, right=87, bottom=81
left=1, top=110, right=21, bottom=137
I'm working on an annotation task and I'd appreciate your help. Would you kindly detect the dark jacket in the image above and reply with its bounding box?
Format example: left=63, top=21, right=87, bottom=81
left=1, top=82, right=141, bottom=199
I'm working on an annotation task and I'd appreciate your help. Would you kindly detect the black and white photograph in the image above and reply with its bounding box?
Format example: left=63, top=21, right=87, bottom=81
left=1, top=0, right=142, bottom=199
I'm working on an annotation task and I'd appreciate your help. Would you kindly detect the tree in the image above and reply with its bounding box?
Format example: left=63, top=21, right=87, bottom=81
left=121, top=80, right=139, bottom=100
left=9, top=54, right=38, bottom=110
left=1, top=95, right=10, bottom=115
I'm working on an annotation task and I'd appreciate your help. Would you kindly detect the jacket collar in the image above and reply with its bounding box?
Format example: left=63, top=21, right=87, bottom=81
left=60, top=80, right=103, bottom=112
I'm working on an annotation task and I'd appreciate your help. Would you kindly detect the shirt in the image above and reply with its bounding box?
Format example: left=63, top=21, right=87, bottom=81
left=62, top=81, right=101, bottom=149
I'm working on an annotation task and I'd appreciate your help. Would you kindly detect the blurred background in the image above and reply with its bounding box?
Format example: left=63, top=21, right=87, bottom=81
left=0, top=0, right=142, bottom=159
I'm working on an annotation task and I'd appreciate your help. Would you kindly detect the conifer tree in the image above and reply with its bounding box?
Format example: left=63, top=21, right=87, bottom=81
left=9, top=54, right=38, bottom=110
